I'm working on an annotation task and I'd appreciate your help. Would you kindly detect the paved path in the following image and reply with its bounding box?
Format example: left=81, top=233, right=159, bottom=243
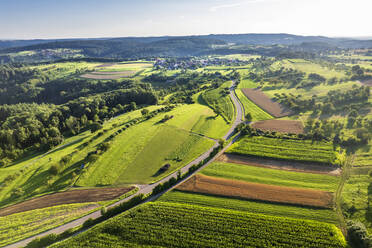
left=3, top=81, right=244, bottom=248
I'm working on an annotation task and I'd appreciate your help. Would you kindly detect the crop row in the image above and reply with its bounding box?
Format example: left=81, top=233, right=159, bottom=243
left=227, top=136, right=337, bottom=164
left=0, top=203, right=97, bottom=247
left=53, top=202, right=346, bottom=248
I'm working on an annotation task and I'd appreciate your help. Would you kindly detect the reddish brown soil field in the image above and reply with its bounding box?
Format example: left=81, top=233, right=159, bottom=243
left=81, top=71, right=135, bottom=79
left=218, top=154, right=341, bottom=176
left=177, top=174, right=333, bottom=208
left=241, top=88, right=291, bottom=117
left=252, top=119, right=304, bottom=134
left=362, top=79, right=372, bottom=86
left=0, top=187, right=134, bottom=216
left=95, top=63, right=117, bottom=68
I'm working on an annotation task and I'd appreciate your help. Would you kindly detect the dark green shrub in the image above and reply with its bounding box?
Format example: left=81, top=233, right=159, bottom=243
left=49, top=165, right=59, bottom=176
left=83, top=218, right=95, bottom=228
left=25, top=234, right=58, bottom=248
left=347, top=220, right=371, bottom=248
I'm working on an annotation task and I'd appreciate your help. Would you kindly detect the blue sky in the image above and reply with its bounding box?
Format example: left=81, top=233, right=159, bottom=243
left=0, top=0, right=371, bottom=39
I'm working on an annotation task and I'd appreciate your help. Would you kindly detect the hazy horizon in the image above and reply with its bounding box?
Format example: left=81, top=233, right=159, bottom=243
left=1, top=33, right=372, bottom=41
left=1, top=0, right=372, bottom=40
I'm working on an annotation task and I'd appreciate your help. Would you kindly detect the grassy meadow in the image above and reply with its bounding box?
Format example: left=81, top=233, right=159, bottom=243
left=76, top=104, right=227, bottom=186
left=271, top=59, right=347, bottom=79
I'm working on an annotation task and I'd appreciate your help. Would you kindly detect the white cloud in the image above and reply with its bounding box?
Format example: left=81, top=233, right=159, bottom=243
left=209, top=2, right=243, bottom=12
left=209, top=0, right=271, bottom=12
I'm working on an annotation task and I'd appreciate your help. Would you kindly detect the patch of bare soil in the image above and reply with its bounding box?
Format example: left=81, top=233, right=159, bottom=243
left=218, top=154, right=341, bottom=176
left=0, top=187, right=134, bottom=216
left=81, top=71, right=135, bottom=79
left=241, top=88, right=291, bottom=117
left=95, top=63, right=118, bottom=68
left=361, top=79, right=372, bottom=86
left=251, top=119, right=304, bottom=134
left=177, top=174, right=333, bottom=208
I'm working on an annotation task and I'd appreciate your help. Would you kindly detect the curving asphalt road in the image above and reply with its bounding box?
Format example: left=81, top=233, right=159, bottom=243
left=3, top=81, right=244, bottom=248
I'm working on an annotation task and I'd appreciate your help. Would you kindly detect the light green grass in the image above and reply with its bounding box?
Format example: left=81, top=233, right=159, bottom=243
left=235, top=89, right=273, bottom=121
left=77, top=105, right=217, bottom=186
left=159, top=191, right=339, bottom=224
left=238, top=78, right=257, bottom=89
left=115, top=126, right=213, bottom=184
left=263, top=81, right=362, bottom=99
left=215, top=54, right=261, bottom=61
left=0, top=202, right=99, bottom=247
left=30, top=62, right=101, bottom=80
left=52, top=202, right=346, bottom=248
left=271, top=59, right=346, bottom=79
left=227, top=136, right=339, bottom=165
left=201, top=162, right=340, bottom=192
left=165, top=103, right=229, bottom=139
left=353, top=145, right=372, bottom=167
left=98, top=62, right=153, bottom=72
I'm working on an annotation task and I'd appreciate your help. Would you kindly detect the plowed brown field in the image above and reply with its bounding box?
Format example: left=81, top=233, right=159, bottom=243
left=251, top=119, right=304, bottom=134
left=177, top=174, right=333, bottom=208
left=81, top=71, right=136, bottom=79
left=362, top=79, right=372, bottom=86
left=241, top=88, right=291, bottom=117
left=0, top=187, right=134, bottom=216
left=218, top=153, right=341, bottom=175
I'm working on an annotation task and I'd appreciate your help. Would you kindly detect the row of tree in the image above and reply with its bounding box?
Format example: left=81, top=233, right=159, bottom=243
left=0, top=86, right=157, bottom=166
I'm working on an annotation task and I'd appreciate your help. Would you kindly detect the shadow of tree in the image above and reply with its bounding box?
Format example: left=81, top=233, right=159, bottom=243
left=366, top=182, right=372, bottom=223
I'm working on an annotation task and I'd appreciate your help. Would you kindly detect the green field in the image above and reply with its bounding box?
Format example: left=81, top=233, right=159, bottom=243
left=97, top=62, right=153, bottom=72
left=263, top=80, right=361, bottom=99
left=227, top=136, right=339, bottom=165
left=0, top=203, right=99, bottom=247
left=235, top=89, right=273, bottom=121
left=342, top=167, right=372, bottom=233
left=353, top=145, right=372, bottom=167
left=201, top=81, right=235, bottom=123
left=159, top=191, right=339, bottom=224
left=165, top=103, right=230, bottom=139
left=201, top=162, right=340, bottom=191
left=30, top=61, right=101, bottom=80
left=52, top=202, right=346, bottom=248
left=0, top=101, right=228, bottom=207
left=77, top=105, right=219, bottom=186
left=271, top=59, right=347, bottom=79
left=0, top=107, right=161, bottom=208
left=237, top=78, right=257, bottom=89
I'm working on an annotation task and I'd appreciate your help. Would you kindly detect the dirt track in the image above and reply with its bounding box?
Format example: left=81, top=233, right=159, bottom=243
left=362, top=79, right=372, bottom=86
left=177, top=174, right=333, bottom=208
left=218, top=153, right=341, bottom=176
left=241, top=88, right=291, bottom=117
left=251, top=119, right=304, bottom=134
left=0, top=187, right=134, bottom=217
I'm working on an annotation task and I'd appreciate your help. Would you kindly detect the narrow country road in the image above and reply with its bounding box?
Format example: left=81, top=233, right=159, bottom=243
left=3, top=81, right=244, bottom=248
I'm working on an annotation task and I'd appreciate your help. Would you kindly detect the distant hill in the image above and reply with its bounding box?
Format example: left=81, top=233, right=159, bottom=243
left=1, top=33, right=371, bottom=61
